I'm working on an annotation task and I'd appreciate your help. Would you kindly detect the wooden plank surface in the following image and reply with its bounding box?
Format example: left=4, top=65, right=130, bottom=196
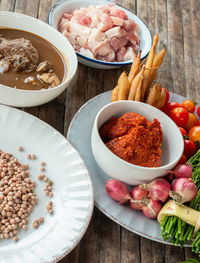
left=0, top=0, right=199, bottom=262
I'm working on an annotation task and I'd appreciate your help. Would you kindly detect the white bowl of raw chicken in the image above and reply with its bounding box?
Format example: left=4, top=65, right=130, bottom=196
left=0, top=11, right=77, bottom=107
left=48, top=0, right=152, bottom=69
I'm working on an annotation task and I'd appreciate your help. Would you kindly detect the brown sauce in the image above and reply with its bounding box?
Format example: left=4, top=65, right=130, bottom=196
left=0, top=28, right=66, bottom=90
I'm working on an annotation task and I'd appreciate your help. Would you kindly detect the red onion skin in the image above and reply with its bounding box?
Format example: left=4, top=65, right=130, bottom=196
left=173, top=178, right=198, bottom=203
left=173, top=164, right=193, bottom=179
left=105, top=179, right=131, bottom=204
left=140, top=178, right=171, bottom=203
left=129, top=186, right=148, bottom=210
left=142, top=199, right=162, bottom=219
left=165, top=173, right=175, bottom=184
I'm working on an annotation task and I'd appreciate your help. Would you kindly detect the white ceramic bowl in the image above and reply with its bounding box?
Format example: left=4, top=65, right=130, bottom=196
left=48, top=0, right=152, bottom=69
left=91, top=101, right=184, bottom=185
left=0, top=11, right=78, bottom=107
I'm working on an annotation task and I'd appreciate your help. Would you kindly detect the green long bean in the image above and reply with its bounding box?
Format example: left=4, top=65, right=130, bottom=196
left=161, top=150, right=200, bottom=255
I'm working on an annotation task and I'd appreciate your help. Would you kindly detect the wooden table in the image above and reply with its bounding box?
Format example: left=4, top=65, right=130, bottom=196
left=0, top=0, right=199, bottom=262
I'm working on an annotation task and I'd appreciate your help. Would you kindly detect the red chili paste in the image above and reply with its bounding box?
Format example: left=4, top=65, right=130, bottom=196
left=99, top=112, right=163, bottom=167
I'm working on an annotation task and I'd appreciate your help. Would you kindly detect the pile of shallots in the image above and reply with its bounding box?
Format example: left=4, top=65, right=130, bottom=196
left=105, top=164, right=198, bottom=219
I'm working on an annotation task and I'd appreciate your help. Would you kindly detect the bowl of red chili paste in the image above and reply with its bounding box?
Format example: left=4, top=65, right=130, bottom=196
left=91, top=100, right=184, bottom=185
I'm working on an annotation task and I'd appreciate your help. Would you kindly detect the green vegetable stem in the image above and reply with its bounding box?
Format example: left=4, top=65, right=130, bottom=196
left=161, top=150, right=200, bottom=255
left=180, top=257, right=200, bottom=263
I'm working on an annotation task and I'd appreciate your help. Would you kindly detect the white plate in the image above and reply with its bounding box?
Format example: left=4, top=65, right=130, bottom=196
left=67, top=91, right=191, bottom=246
left=0, top=105, right=94, bottom=263
left=48, top=0, right=152, bottom=69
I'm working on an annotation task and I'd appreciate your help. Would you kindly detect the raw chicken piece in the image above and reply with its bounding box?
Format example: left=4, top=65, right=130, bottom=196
left=103, top=49, right=115, bottom=62
left=116, top=47, right=126, bottom=62
left=123, top=20, right=137, bottom=31
left=109, top=7, right=128, bottom=20
left=76, top=37, right=88, bottom=49
left=87, top=5, right=104, bottom=17
left=100, top=13, right=113, bottom=30
left=89, top=28, right=106, bottom=42
left=97, top=22, right=111, bottom=32
left=97, top=5, right=111, bottom=13
left=105, top=26, right=126, bottom=39
left=63, top=31, right=77, bottom=46
left=110, top=37, right=128, bottom=51
left=68, top=21, right=92, bottom=38
left=123, top=47, right=135, bottom=61
left=90, top=15, right=100, bottom=28
left=73, top=10, right=91, bottom=26
left=127, top=31, right=139, bottom=48
left=63, top=13, right=73, bottom=20
left=88, top=29, right=106, bottom=51
left=79, top=48, right=95, bottom=59
left=58, top=17, right=69, bottom=33
left=111, top=16, right=124, bottom=26
left=93, top=39, right=112, bottom=56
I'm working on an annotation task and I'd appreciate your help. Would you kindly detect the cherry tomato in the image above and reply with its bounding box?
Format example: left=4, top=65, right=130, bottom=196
left=165, top=89, right=170, bottom=104
left=184, top=139, right=196, bottom=158
left=185, top=113, right=198, bottom=130
left=198, top=120, right=200, bottom=126
left=178, top=154, right=187, bottom=164
left=188, top=126, right=200, bottom=144
left=181, top=100, right=196, bottom=113
left=170, top=107, right=189, bottom=127
left=179, top=127, right=187, bottom=136
left=163, top=102, right=181, bottom=115
left=197, top=106, right=200, bottom=118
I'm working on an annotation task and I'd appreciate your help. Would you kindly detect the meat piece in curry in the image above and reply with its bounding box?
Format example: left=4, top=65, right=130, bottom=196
left=99, top=112, right=163, bottom=168
left=0, top=29, right=66, bottom=90
left=0, top=37, right=39, bottom=72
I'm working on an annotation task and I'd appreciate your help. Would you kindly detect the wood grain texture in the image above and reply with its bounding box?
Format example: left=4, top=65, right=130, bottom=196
left=167, top=0, right=186, bottom=95
left=191, top=0, right=200, bottom=103
left=0, top=0, right=199, bottom=262
left=0, top=0, right=15, bottom=11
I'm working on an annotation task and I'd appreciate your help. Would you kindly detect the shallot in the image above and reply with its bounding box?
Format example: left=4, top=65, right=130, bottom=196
left=170, top=178, right=198, bottom=204
left=129, top=186, right=148, bottom=210
left=170, top=164, right=193, bottom=179
left=139, top=178, right=171, bottom=203
left=105, top=179, right=131, bottom=204
left=142, top=199, right=162, bottom=219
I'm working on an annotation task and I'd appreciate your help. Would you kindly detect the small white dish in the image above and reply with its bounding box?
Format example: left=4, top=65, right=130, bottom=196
left=91, top=100, right=184, bottom=185
left=48, top=0, right=152, bottom=69
left=0, top=11, right=78, bottom=107
left=0, top=104, right=94, bottom=263
left=67, top=90, right=190, bottom=246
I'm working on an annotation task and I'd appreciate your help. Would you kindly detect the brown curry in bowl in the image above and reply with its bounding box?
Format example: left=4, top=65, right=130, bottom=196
left=0, top=28, right=66, bottom=90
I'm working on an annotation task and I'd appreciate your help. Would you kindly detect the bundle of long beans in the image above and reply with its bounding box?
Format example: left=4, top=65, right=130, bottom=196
left=161, top=150, right=200, bottom=255
left=181, top=258, right=200, bottom=263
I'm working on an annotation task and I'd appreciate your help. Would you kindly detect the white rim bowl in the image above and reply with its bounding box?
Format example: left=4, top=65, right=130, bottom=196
left=0, top=11, right=78, bottom=107
left=91, top=100, right=184, bottom=185
left=48, top=0, right=152, bottom=68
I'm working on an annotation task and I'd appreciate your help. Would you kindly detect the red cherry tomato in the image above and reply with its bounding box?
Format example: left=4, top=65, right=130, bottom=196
left=184, top=139, right=196, bottom=158
left=181, top=100, right=196, bottom=113
left=197, top=106, right=200, bottom=118
left=170, top=107, right=189, bottom=127
left=188, top=126, right=200, bottom=144
left=163, top=102, right=181, bottom=115
left=179, top=127, right=187, bottom=136
left=185, top=113, right=198, bottom=130
left=165, top=89, right=170, bottom=104
left=178, top=154, right=187, bottom=164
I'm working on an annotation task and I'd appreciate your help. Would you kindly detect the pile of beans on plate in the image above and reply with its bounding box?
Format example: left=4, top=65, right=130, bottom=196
left=0, top=150, right=38, bottom=242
